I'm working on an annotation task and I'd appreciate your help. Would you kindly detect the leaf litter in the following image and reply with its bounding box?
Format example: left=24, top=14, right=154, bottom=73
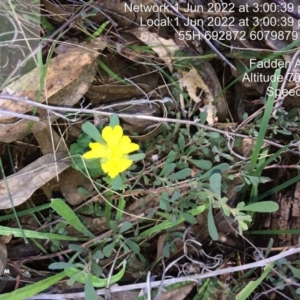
left=1, top=1, right=300, bottom=299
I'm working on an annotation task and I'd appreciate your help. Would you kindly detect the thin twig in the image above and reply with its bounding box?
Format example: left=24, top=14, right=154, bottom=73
left=0, top=0, right=96, bottom=89
left=163, top=0, right=236, bottom=70
left=0, top=109, right=39, bottom=121
left=25, top=247, right=300, bottom=299
left=1, top=94, right=300, bottom=155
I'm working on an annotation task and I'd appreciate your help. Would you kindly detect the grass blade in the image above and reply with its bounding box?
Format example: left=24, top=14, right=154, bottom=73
left=140, top=203, right=209, bottom=237
left=208, top=200, right=218, bottom=241
left=51, top=198, right=94, bottom=238
left=0, top=225, right=88, bottom=241
left=0, top=272, right=65, bottom=300
left=250, top=69, right=281, bottom=166
left=236, top=262, right=274, bottom=300
left=0, top=157, right=27, bottom=243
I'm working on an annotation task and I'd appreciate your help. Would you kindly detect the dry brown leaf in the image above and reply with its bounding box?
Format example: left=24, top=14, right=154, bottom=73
left=131, top=28, right=179, bottom=71
left=91, top=0, right=155, bottom=28
left=0, top=37, right=106, bottom=142
left=86, top=83, right=151, bottom=103
left=87, top=81, right=166, bottom=140
left=179, top=67, right=217, bottom=124
left=34, top=127, right=94, bottom=206
left=42, top=0, right=74, bottom=23
left=0, top=152, right=69, bottom=209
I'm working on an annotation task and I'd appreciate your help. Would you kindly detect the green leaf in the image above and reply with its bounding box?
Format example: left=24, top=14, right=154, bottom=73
left=48, top=262, right=77, bottom=270
left=240, top=201, right=279, bottom=213
left=244, top=175, right=271, bottom=185
left=0, top=225, right=86, bottom=241
left=103, top=241, right=115, bottom=257
left=210, top=173, right=221, bottom=199
left=180, top=212, right=197, bottom=224
left=160, top=192, right=170, bottom=211
left=128, top=153, right=145, bottom=161
left=93, top=250, right=104, bottom=260
left=289, top=266, right=300, bottom=279
left=126, top=239, right=140, bottom=254
left=141, top=203, right=209, bottom=237
left=85, top=277, right=98, bottom=300
left=160, top=163, right=176, bottom=177
left=82, top=122, right=104, bottom=143
left=115, top=197, right=126, bottom=222
left=51, top=199, right=94, bottom=238
left=119, top=221, right=133, bottom=234
left=169, top=168, right=191, bottom=180
left=170, top=190, right=181, bottom=202
left=200, top=111, right=207, bottom=124
left=185, top=145, right=197, bottom=156
left=67, top=270, right=82, bottom=286
left=0, top=272, right=65, bottom=300
left=200, top=163, right=230, bottom=181
left=91, top=262, right=102, bottom=277
left=109, top=115, right=120, bottom=127
left=208, top=202, right=218, bottom=241
left=65, top=260, right=127, bottom=288
left=77, top=133, right=92, bottom=147
left=207, top=132, right=220, bottom=139
left=178, top=134, right=185, bottom=153
left=40, top=16, right=55, bottom=30
left=77, top=187, right=90, bottom=196
left=109, top=220, right=118, bottom=233
left=70, top=143, right=84, bottom=154
left=85, top=158, right=101, bottom=169
left=111, top=175, right=123, bottom=190
left=166, top=150, right=177, bottom=163
left=189, top=159, right=212, bottom=170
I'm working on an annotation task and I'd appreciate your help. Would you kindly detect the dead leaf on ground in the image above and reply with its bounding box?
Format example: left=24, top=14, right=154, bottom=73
left=0, top=37, right=106, bottom=143
left=42, top=0, right=76, bottom=23
left=86, top=83, right=152, bottom=103
left=0, top=152, right=70, bottom=209
left=87, top=81, right=166, bottom=140
left=131, top=28, right=179, bottom=72
left=179, top=67, right=217, bottom=124
left=92, top=0, right=156, bottom=27
left=34, top=127, right=94, bottom=206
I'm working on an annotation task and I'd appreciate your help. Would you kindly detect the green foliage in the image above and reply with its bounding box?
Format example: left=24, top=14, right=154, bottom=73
left=51, top=198, right=94, bottom=238
left=63, top=260, right=127, bottom=288
left=109, top=114, right=120, bottom=127
left=71, top=115, right=145, bottom=195
left=208, top=199, right=218, bottom=241
left=0, top=272, right=65, bottom=300
left=82, top=121, right=104, bottom=143
left=7, top=9, right=300, bottom=300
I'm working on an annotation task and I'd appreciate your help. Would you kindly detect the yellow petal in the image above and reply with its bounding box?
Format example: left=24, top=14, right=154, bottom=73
left=101, top=159, right=120, bottom=178
left=102, top=125, right=123, bottom=149
left=116, top=157, right=133, bottom=172
left=101, top=157, right=133, bottom=178
left=119, top=136, right=139, bottom=154
left=83, top=142, right=110, bottom=159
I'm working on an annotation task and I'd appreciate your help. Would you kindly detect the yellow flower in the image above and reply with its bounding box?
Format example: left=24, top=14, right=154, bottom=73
left=83, top=125, right=139, bottom=178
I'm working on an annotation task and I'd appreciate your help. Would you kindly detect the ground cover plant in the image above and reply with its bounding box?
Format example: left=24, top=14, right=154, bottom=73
left=1, top=0, right=300, bottom=299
